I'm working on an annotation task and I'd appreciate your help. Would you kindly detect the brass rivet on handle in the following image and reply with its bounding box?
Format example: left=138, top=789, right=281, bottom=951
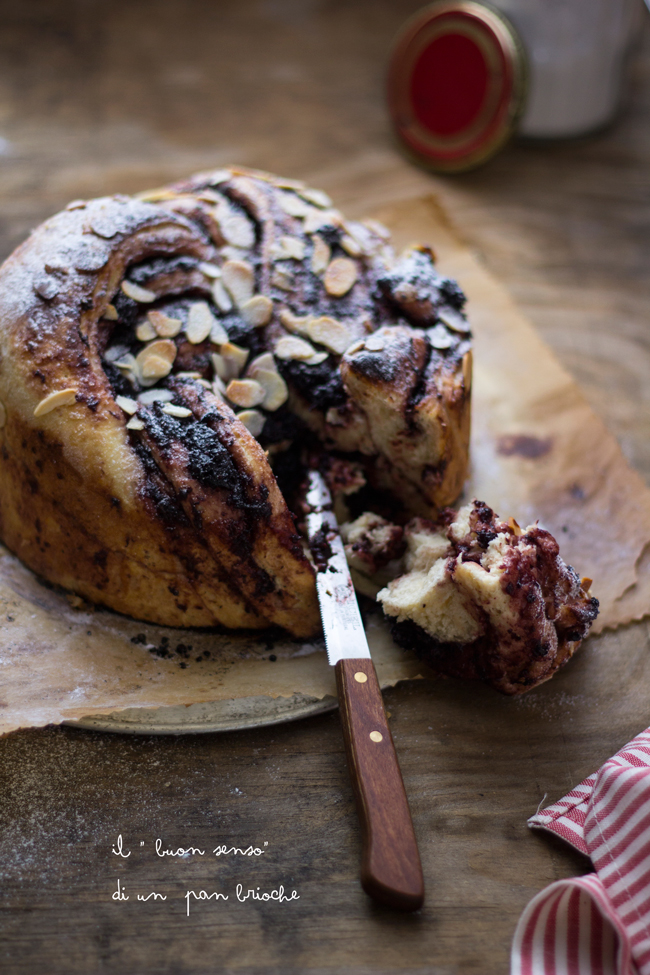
left=369, top=731, right=383, bottom=743
left=354, top=672, right=368, bottom=683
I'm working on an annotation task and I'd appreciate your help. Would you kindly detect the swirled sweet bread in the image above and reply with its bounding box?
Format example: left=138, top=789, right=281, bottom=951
left=361, top=501, right=599, bottom=695
left=0, top=167, right=471, bottom=636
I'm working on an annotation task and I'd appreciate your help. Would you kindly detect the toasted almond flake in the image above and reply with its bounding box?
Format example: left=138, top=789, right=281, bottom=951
left=241, top=295, right=273, bottom=328
left=34, top=388, right=77, bottom=417
left=162, top=404, right=193, bottom=418
left=121, top=280, right=156, bottom=303
left=278, top=308, right=311, bottom=335
left=221, top=341, right=249, bottom=375
left=508, top=516, right=524, bottom=537
left=66, top=199, right=87, bottom=210
left=199, top=262, right=221, bottom=279
left=273, top=176, right=305, bottom=190
left=275, top=335, right=316, bottom=361
left=196, top=189, right=221, bottom=204
left=303, top=208, right=341, bottom=234
left=219, top=245, right=249, bottom=262
left=310, top=235, right=330, bottom=275
left=362, top=218, right=391, bottom=240
left=177, top=371, right=202, bottom=379
left=138, top=389, right=174, bottom=404
left=115, top=395, right=138, bottom=415
left=247, top=352, right=278, bottom=376
left=140, top=354, right=173, bottom=380
left=438, top=308, right=471, bottom=334
left=138, top=339, right=177, bottom=364
left=114, top=353, right=137, bottom=371
left=186, top=302, right=215, bottom=344
left=278, top=235, right=305, bottom=261
left=221, top=260, right=255, bottom=307
left=307, top=316, right=351, bottom=354
left=214, top=200, right=256, bottom=249
left=581, top=577, right=593, bottom=592
left=278, top=193, right=310, bottom=218
left=324, top=258, right=357, bottom=297
left=340, top=234, right=362, bottom=258
left=299, top=187, right=332, bottom=209
left=306, top=351, right=329, bottom=365
left=103, top=303, right=118, bottom=321
left=0, top=401, right=6, bottom=428
left=211, top=353, right=228, bottom=382
left=197, top=378, right=212, bottom=389
left=237, top=409, right=265, bottom=437
left=255, top=369, right=288, bottom=411
left=148, top=310, right=182, bottom=338
left=428, top=323, right=455, bottom=350
left=364, top=333, right=386, bottom=352
left=135, top=187, right=176, bottom=202
left=126, top=417, right=144, bottom=430
left=225, top=379, right=265, bottom=408
left=136, top=320, right=157, bottom=342
left=212, top=279, right=233, bottom=313
left=271, top=267, right=294, bottom=291
left=210, top=319, right=229, bottom=345
left=213, top=376, right=226, bottom=396
left=209, top=169, right=231, bottom=186
left=345, top=339, right=366, bottom=356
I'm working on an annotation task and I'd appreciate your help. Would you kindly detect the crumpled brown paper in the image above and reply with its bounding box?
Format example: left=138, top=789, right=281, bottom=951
left=1, top=194, right=649, bottom=737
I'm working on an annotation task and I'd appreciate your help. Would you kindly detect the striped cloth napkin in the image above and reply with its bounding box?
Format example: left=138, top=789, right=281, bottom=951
left=511, top=729, right=650, bottom=975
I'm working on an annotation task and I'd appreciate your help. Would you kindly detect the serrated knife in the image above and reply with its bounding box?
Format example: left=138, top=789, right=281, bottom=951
left=304, top=469, right=424, bottom=912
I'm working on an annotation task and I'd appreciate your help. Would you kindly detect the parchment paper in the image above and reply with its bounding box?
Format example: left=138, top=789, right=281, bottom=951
left=1, top=194, right=649, bottom=737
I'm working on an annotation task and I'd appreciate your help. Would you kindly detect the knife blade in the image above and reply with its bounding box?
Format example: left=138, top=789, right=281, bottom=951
left=304, top=469, right=424, bottom=912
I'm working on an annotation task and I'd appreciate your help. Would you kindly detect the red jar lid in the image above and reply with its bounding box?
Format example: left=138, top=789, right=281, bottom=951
left=387, top=1, right=527, bottom=173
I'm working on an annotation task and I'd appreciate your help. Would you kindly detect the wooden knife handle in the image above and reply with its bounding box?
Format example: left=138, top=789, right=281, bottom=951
left=335, top=657, right=424, bottom=912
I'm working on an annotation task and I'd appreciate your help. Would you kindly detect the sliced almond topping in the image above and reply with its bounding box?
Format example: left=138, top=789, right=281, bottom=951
left=210, top=318, right=229, bottom=345
left=303, top=208, right=341, bottom=234
left=138, top=389, right=174, bottom=404
left=236, top=409, right=265, bottom=437
left=340, top=234, right=362, bottom=258
left=162, top=404, right=193, bottom=419
left=135, top=188, right=176, bottom=202
left=148, top=310, right=182, bottom=338
left=220, top=341, right=249, bottom=375
left=247, top=352, right=278, bottom=376
left=241, top=295, right=273, bottom=328
left=126, top=417, right=144, bottom=431
left=212, top=279, right=233, bottom=313
left=213, top=200, right=256, bottom=249
left=186, top=302, right=215, bottom=344
left=324, top=258, right=357, bottom=297
left=362, top=218, right=391, bottom=241
left=279, top=235, right=306, bottom=261
left=299, top=187, right=332, bottom=209
left=325, top=406, right=346, bottom=426
left=278, top=192, right=311, bottom=218
left=221, top=260, right=255, bottom=307
left=177, top=371, right=202, bottom=379
left=34, top=388, right=77, bottom=417
left=115, top=395, right=138, bottom=415
left=345, top=339, right=366, bottom=356
left=274, top=335, right=316, bottom=361
left=140, top=354, right=173, bottom=380
left=198, top=262, right=221, bottom=279
left=278, top=308, right=311, bottom=335
left=255, top=369, right=288, bottom=411
left=438, top=308, right=471, bottom=334
left=225, top=379, right=265, bottom=408
left=364, top=333, right=385, bottom=352
left=306, top=316, right=351, bottom=354
left=0, top=401, right=6, bottom=428
left=213, top=376, right=226, bottom=397
left=271, top=267, right=294, bottom=291
left=306, top=351, right=328, bottom=365
left=581, top=577, right=593, bottom=592
left=507, top=516, right=524, bottom=537
left=211, top=353, right=229, bottom=382
left=121, top=280, right=156, bottom=303
left=136, top=320, right=157, bottom=342
left=103, top=303, right=119, bottom=321
left=114, top=353, right=137, bottom=371
left=310, top=235, right=330, bottom=275
left=140, top=339, right=177, bottom=364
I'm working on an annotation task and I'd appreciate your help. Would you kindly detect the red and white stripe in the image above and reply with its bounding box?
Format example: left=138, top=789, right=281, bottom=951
left=512, top=728, right=650, bottom=975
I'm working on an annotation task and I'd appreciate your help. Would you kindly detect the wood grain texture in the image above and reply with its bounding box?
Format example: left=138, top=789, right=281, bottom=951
left=336, top=658, right=424, bottom=912
left=0, top=1, right=650, bottom=973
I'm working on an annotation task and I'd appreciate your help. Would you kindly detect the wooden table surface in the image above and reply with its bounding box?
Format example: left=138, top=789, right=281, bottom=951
left=2, top=3, right=650, bottom=973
